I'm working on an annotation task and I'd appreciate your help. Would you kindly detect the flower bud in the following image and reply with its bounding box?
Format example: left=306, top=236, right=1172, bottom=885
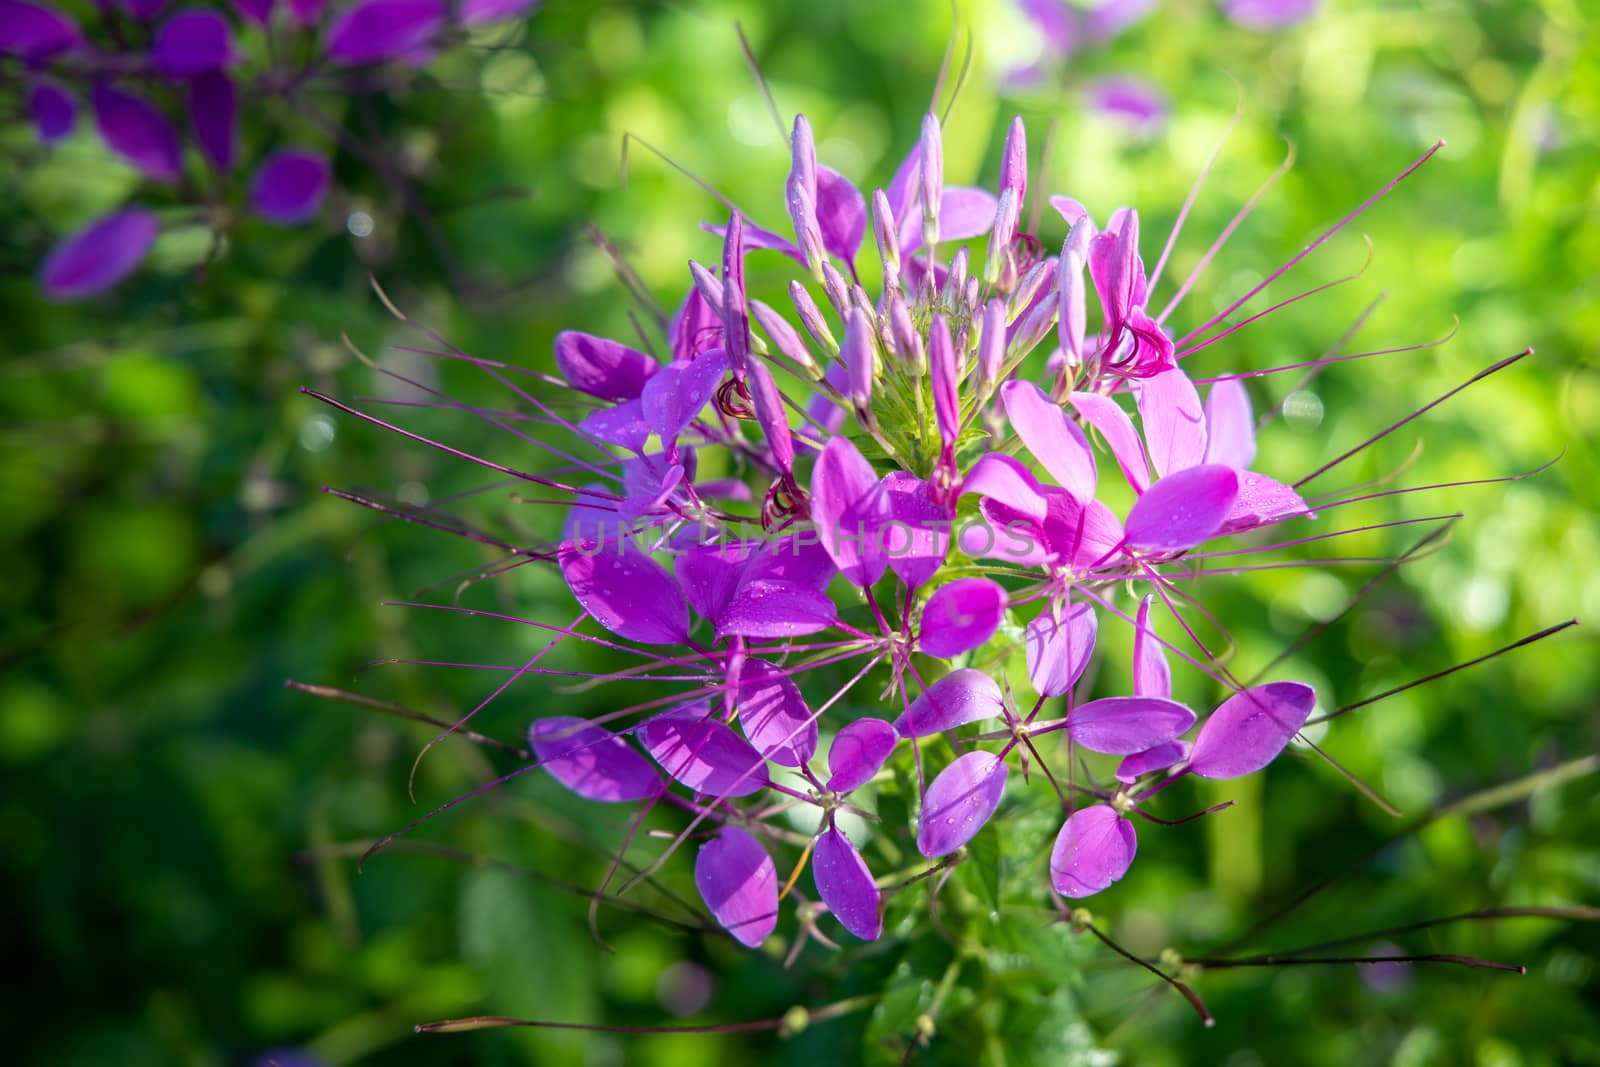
left=1008, top=258, right=1053, bottom=324
left=872, top=188, right=901, bottom=282
left=789, top=280, right=838, bottom=355
left=842, top=306, right=877, bottom=427
left=888, top=291, right=925, bottom=372
left=919, top=112, right=943, bottom=249
left=820, top=261, right=850, bottom=316
left=688, top=259, right=725, bottom=316
left=1059, top=215, right=1095, bottom=367
left=929, top=313, right=958, bottom=445
left=984, top=186, right=1019, bottom=287
left=1000, top=115, right=1027, bottom=205
left=790, top=114, right=817, bottom=200
left=787, top=175, right=825, bottom=276
left=978, top=297, right=1006, bottom=388
left=750, top=298, right=817, bottom=376
left=721, top=212, right=750, bottom=376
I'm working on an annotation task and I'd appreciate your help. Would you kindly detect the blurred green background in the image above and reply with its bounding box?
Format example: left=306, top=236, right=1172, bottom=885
left=3, top=0, right=1597, bottom=1064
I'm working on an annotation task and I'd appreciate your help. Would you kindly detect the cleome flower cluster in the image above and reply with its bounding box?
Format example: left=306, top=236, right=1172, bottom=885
left=335, top=108, right=1440, bottom=954
left=1, top=0, right=534, bottom=299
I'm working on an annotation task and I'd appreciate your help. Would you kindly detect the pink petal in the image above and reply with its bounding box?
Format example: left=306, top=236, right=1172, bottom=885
left=1115, top=740, right=1191, bottom=784
left=899, top=186, right=999, bottom=254
left=1203, top=379, right=1256, bottom=469
left=743, top=533, right=837, bottom=589
left=826, top=718, right=898, bottom=794
left=250, top=148, right=330, bottom=225
left=558, top=541, right=689, bottom=646
left=880, top=472, right=950, bottom=590
left=718, top=578, right=836, bottom=639
left=1135, top=368, right=1207, bottom=477
left=641, top=349, right=728, bottom=452
left=1025, top=600, right=1097, bottom=698
left=1050, top=804, right=1137, bottom=898
left=1000, top=380, right=1097, bottom=501
left=732, top=658, right=817, bottom=768
left=1067, top=696, right=1196, bottom=754
left=676, top=543, right=751, bottom=624
left=38, top=208, right=159, bottom=300
left=815, top=165, right=867, bottom=263
left=895, top=668, right=1003, bottom=739
left=1048, top=195, right=1090, bottom=226
left=1069, top=391, right=1151, bottom=494
left=640, top=710, right=770, bottom=797
left=1123, top=464, right=1240, bottom=553
left=187, top=72, right=237, bottom=170
left=966, top=500, right=1053, bottom=568
left=151, top=8, right=233, bottom=77
left=1217, top=471, right=1313, bottom=535
left=809, top=436, right=892, bottom=588
left=1132, top=595, right=1170, bottom=699
left=529, top=716, right=659, bottom=802
left=1221, top=0, right=1320, bottom=28
left=578, top=398, right=649, bottom=452
left=1189, top=681, right=1315, bottom=779
left=746, top=357, right=793, bottom=472
left=813, top=826, right=881, bottom=940
left=1041, top=487, right=1124, bottom=569
left=92, top=83, right=183, bottom=183
left=671, top=287, right=721, bottom=365
left=917, top=750, right=1008, bottom=857
left=695, top=826, right=778, bottom=948
left=959, top=452, right=1049, bottom=523
left=554, top=331, right=657, bottom=401
left=919, top=578, right=1006, bottom=659
left=1088, top=208, right=1146, bottom=328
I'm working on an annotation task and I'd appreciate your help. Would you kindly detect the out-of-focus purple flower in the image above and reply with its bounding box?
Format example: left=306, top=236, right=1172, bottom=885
left=323, top=0, right=444, bottom=65
left=0, top=0, right=80, bottom=57
left=38, top=208, right=160, bottom=300
left=92, top=82, right=185, bottom=183
left=1086, top=76, right=1169, bottom=138
left=229, top=0, right=273, bottom=25
left=151, top=8, right=234, bottom=77
left=120, top=0, right=171, bottom=19
left=28, top=81, right=76, bottom=144
left=459, top=0, right=536, bottom=25
left=1220, top=0, right=1320, bottom=29
left=188, top=72, right=237, bottom=170
left=250, top=148, right=331, bottom=224
left=285, top=0, right=326, bottom=23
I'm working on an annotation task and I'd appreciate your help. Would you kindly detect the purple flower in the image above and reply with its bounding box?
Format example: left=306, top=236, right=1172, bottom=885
left=28, top=80, right=76, bottom=144
left=38, top=209, right=160, bottom=300
left=695, top=826, right=779, bottom=948
left=92, top=82, right=184, bottom=183
left=151, top=8, right=234, bottom=77
left=250, top=149, right=331, bottom=224
left=0, top=0, right=80, bottom=58
left=323, top=0, right=444, bottom=65
left=1220, top=0, right=1320, bottom=29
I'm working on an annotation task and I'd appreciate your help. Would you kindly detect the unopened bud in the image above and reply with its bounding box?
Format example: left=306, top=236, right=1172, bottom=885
left=688, top=259, right=725, bottom=316
left=984, top=186, right=1019, bottom=287
left=888, top=292, right=925, bottom=373
left=787, top=176, right=825, bottom=276
left=750, top=298, right=817, bottom=376
left=820, top=261, right=850, bottom=316
left=1000, top=114, right=1027, bottom=205
left=919, top=112, right=943, bottom=249
left=789, top=280, right=838, bottom=355
left=978, top=297, right=1006, bottom=387
left=842, top=306, right=877, bottom=428
left=872, top=188, right=901, bottom=282
left=1008, top=258, right=1053, bottom=324
left=790, top=114, right=817, bottom=200
left=929, top=313, right=958, bottom=444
